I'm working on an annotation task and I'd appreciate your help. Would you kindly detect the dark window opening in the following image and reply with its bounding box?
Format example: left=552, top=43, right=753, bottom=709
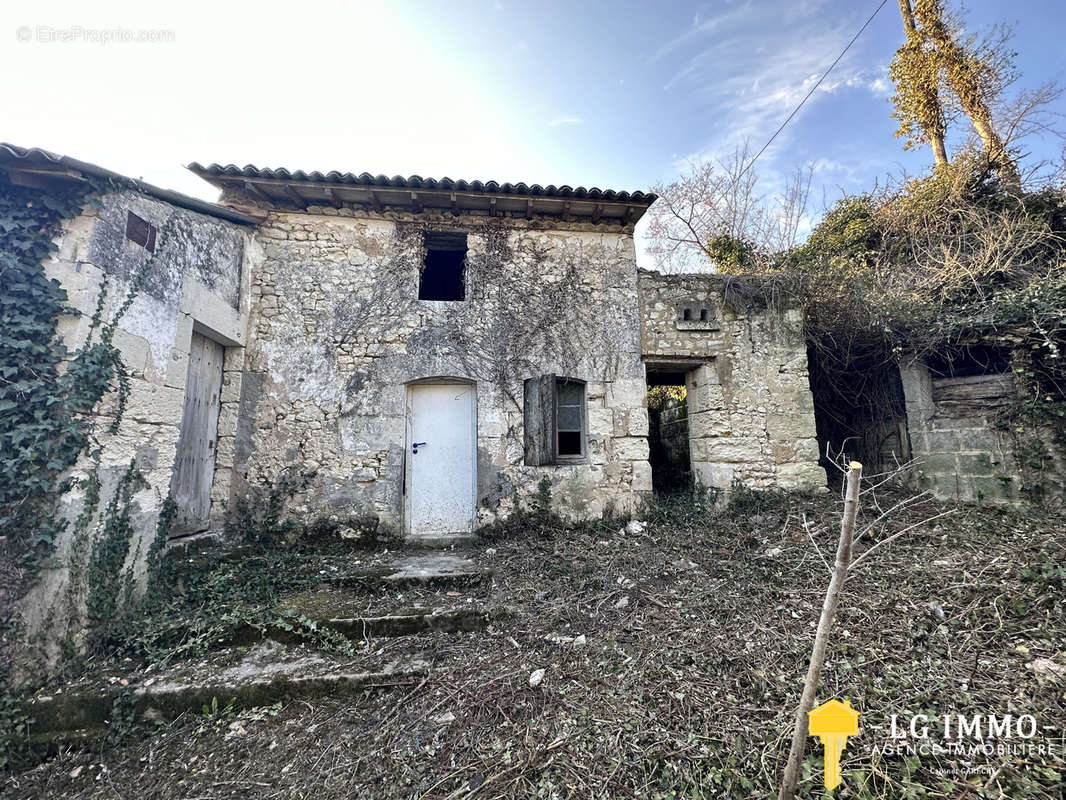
left=125, top=211, right=156, bottom=252
left=926, top=345, right=1010, bottom=379
left=555, top=379, right=586, bottom=459
left=699, top=309, right=708, bottom=322
left=682, top=308, right=692, bottom=321
left=419, top=231, right=466, bottom=300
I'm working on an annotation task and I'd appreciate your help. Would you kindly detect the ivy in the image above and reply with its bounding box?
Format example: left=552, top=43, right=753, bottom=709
left=0, top=178, right=96, bottom=566
left=86, top=462, right=147, bottom=627
left=0, top=173, right=174, bottom=576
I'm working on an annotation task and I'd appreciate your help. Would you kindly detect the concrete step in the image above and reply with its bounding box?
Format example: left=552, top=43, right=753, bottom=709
left=25, top=643, right=428, bottom=743
left=385, top=554, right=486, bottom=584
left=325, top=554, right=491, bottom=589
left=277, top=587, right=498, bottom=638
left=312, top=606, right=492, bottom=638
left=405, top=531, right=478, bottom=549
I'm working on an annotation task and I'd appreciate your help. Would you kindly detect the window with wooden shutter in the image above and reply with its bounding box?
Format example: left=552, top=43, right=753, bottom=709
left=524, top=375, right=587, bottom=465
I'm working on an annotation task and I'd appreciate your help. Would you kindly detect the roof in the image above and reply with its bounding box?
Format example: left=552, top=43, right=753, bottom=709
left=188, top=162, right=657, bottom=224
left=0, top=143, right=260, bottom=225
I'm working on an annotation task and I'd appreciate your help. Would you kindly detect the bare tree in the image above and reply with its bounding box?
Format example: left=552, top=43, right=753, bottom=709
left=644, top=143, right=813, bottom=273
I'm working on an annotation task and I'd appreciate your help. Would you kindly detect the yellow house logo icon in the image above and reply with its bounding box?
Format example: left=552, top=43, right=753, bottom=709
left=808, top=699, right=860, bottom=789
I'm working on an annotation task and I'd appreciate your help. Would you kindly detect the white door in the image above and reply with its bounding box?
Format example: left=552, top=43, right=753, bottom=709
left=406, top=383, right=476, bottom=535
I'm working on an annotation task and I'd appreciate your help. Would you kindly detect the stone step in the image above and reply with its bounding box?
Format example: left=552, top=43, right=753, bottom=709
left=311, top=606, right=493, bottom=638
left=277, top=587, right=497, bottom=638
left=325, top=554, right=490, bottom=589
left=25, top=644, right=428, bottom=742
left=405, top=531, right=478, bottom=549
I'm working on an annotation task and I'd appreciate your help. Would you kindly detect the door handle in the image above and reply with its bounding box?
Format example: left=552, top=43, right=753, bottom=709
left=412, top=442, right=427, bottom=454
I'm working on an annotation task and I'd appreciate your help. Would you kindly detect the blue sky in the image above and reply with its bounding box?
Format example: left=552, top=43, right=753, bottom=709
left=3, top=0, right=1063, bottom=241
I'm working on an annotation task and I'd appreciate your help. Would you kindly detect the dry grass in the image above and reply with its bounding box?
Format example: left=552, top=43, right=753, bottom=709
left=6, top=489, right=1065, bottom=799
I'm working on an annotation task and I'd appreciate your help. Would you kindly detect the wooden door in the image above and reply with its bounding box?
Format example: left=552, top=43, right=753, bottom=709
left=405, top=383, right=476, bottom=536
left=170, top=332, right=225, bottom=535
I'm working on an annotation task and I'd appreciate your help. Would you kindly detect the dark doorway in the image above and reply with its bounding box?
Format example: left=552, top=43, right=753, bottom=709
left=646, top=369, right=692, bottom=494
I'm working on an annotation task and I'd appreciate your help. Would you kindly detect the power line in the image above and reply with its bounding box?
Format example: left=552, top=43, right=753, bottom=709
left=736, top=0, right=890, bottom=183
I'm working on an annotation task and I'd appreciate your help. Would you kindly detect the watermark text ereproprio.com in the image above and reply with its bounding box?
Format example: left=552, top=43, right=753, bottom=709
left=16, top=26, right=176, bottom=45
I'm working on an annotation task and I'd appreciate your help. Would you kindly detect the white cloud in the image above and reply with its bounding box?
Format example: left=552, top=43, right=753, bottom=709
left=657, top=2, right=892, bottom=174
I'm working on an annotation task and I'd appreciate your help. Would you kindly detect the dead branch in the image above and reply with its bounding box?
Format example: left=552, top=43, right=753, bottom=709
left=779, top=461, right=862, bottom=800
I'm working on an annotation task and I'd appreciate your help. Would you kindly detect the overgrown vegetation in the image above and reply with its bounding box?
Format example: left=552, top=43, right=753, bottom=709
left=0, top=177, right=98, bottom=569
left=777, top=157, right=1065, bottom=475
left=7, top=490, right=1063, bottom=798
left=648, top=2, right=1066, bottom=484
left=0, top=173, right=185, bottom=766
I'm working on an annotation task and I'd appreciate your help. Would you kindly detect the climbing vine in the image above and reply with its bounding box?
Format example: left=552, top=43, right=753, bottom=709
left=0, top=174, right=172, bottom=571
left=0, top=177, right=98, bottom=566
left=0, top=172, right=184, bottom=695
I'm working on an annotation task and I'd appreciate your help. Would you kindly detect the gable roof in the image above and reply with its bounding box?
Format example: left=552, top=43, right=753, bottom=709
left=188, top=162, right=656, bottom=224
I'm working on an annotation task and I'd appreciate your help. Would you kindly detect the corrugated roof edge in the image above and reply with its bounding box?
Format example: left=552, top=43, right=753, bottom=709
left=0, top=143, right=260, bottom=225
left=187, top=162, right=657, bottom=204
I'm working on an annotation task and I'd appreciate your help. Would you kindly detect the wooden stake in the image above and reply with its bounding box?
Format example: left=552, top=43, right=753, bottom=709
left=779, top=461, right=862, bottom=800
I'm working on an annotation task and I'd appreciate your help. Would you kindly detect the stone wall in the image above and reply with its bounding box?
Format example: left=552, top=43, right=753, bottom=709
left=638, top=271, right=825, bottom=493
left=899, top=362, right=1019, bottom=502
left=21, top=187, right=252, bottom=653
left=232, top=203, right=650, bottom=527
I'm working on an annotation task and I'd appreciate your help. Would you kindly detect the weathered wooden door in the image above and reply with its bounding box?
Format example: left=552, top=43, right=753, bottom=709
left=405, top=383, right=476, bottom=536
left=170, top=332, right=225, bottom=535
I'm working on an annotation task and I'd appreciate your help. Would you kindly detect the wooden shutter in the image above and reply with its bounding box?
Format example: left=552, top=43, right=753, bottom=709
left=523, top=374, right=556, bottom=466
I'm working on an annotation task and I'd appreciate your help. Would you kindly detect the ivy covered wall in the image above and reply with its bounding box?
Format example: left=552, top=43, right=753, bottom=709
left=0, top=174, right=254, bottom=681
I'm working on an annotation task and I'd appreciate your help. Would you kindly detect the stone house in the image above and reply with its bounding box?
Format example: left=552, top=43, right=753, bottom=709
left=3, top=144, right=827, bottom=633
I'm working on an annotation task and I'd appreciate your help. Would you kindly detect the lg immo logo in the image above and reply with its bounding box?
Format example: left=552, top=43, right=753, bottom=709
left=874, top=712, right=1059, bottom=758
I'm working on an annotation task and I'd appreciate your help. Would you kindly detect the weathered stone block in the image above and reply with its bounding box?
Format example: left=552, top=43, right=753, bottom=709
left=957, top=453, right=996, bottom=476
left=631, top=460, right=653, bottom=491
left=612, top=437, right=649, bottom=462
left=124, top=381, right=186, bottom=424
left=772, top=442, right=796, bottom=464
left=924, top=430, right=960, bottom=453
left=705, top=439, right=762, bottom=463
left=692, top=460, right=734, bottom=490
left=223, top=346, right=246, bottom=372
left=219, top=373, right=243, bottom=403
left=689, top=384, right=725, bottom=414
left=606, top=379, right=646, bottom=408
left=766, top=412, right=815, bottom=440
left=587, top=406, right=614, bottom=436
left=627, top=410, right=650, bottom=437
left=776, top=462, right=826, bottom=491
left=972, top=475, right=1015, bottom=501
left=164, top=346, right=189, bottom=390
left=921, top=453, right=959, bottom=475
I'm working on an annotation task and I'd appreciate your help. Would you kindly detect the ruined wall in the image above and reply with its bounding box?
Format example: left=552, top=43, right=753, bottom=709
left=899, top=363, right=1020, bottom=502
left=22, top=188, right=252, bottom=647
left=235, top=204, right=650, bottom=527
left=639, top=271, right=825, bottom=492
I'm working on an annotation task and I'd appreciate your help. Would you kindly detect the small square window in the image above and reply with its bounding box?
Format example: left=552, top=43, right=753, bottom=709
left=125, top=211, right=156, bottom=252
left=419, top=231, right=466, bottom=301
